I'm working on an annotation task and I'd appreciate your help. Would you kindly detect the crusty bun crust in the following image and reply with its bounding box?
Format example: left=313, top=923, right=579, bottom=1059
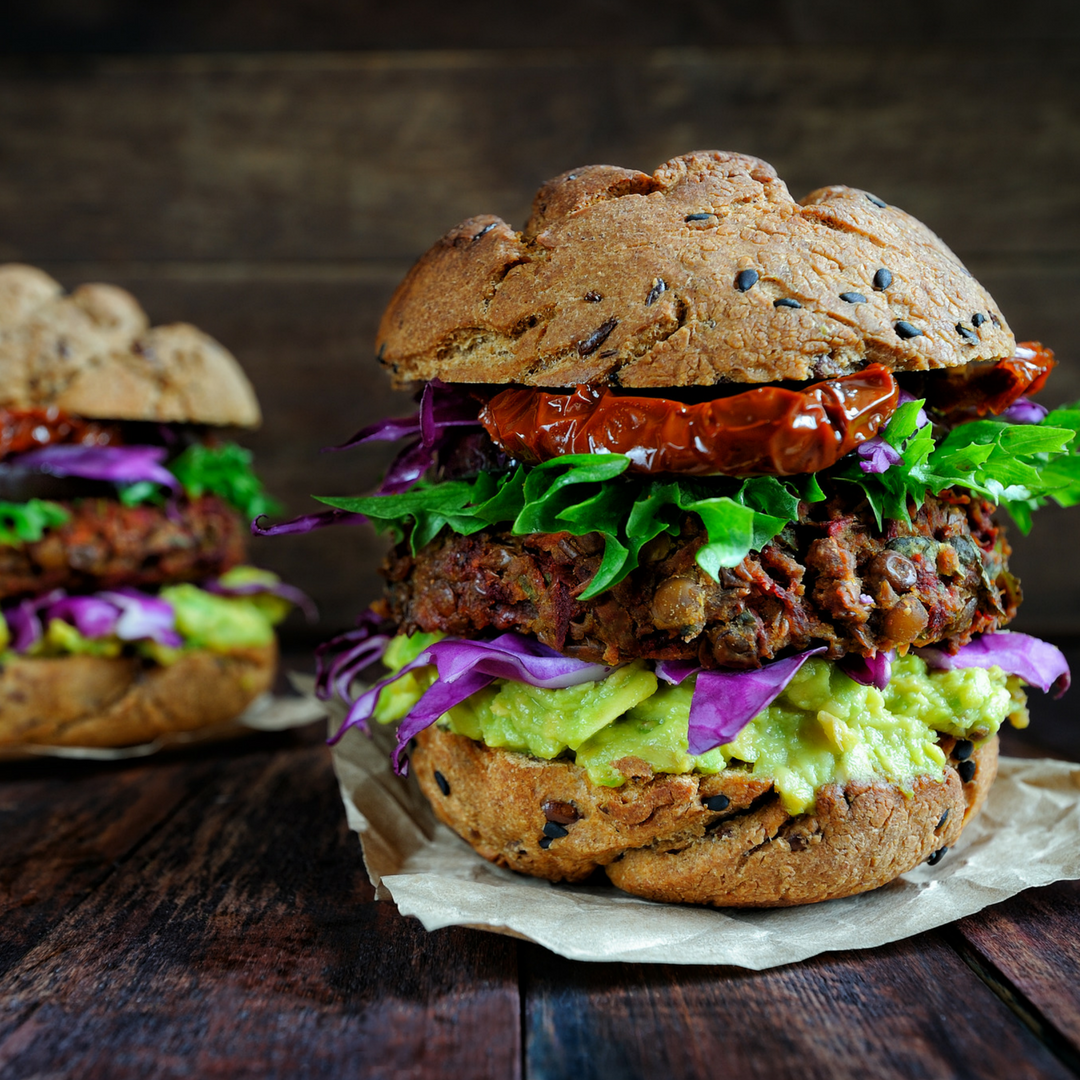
left=0, top=644, right=276, bottom=748
left=0, top=264, right=261, bottom=428
left=412, top=725, right=997, bottom=907
left=378, top=150, right=1014, bottom=388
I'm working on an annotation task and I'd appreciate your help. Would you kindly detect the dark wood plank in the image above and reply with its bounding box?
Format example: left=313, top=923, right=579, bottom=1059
left=0, top=49, right=1077, bottom=265
left=3, top=0, right=1078, bottom=52
left=0, top=754, right=221, bottom=976
left=0, top=736, right=521, bottom=1080
left=954, top=881, right=1080, bottom=1057
left=522, top=935, right=1075, bottom=1080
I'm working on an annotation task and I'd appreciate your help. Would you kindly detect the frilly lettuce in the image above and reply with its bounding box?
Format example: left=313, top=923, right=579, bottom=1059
left=316, top=457, right=824, bottom=600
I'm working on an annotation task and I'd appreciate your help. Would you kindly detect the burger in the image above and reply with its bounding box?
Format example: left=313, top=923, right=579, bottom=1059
left=0, top=264, right=306, bottom=749
left=294, top=152, right=1074, bottom=906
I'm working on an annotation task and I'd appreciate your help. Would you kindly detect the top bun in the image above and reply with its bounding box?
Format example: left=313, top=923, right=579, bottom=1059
left=377, top=151, right=1015, bottom=388
left=0, top=265, right=261, bottom=427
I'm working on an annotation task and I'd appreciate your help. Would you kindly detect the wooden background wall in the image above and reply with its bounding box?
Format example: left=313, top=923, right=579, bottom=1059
left=1, top=2, right=1079, bottom=643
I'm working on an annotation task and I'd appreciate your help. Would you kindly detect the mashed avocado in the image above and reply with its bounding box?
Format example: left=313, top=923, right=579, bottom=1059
left=375, top=634, right=1026, bottom=813
left=3, top=569, right=291, bottom=663
left=160, top=583, right=278, bottom=651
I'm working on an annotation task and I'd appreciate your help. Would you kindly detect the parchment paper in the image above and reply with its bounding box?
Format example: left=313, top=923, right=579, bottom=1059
left=326, top=691, right=1080, bottom=969
left=0, top=691, right=326, bottom=762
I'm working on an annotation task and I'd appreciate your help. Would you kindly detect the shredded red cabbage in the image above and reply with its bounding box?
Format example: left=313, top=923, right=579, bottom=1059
left=327, top=379, right=482, bottom=494
left=13, top=445, right=180, bottom=490
left=315, top=609, right=396, bottom=703
left=857, top=437, right=902, bottom=475
left=916, top=632, right=1070, bottom=697
left=999, top=397, right=1049, bottom=425
left=3, top=586, right=181, bottom=651
left=5, top=590, right=65, bottom=652
left=660, top=649, right=828, bottom=755
left=251, top=507, right=367, bottom=537
left=321, top=624, right=610, bottom=774
left=838, top=650, right=894, bottom=691
left=49, top=594, right=125, bottom=639
left=97, top=589, right=182, bottom=646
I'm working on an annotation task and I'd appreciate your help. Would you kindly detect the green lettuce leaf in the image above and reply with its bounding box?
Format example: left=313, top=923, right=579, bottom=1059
left=0, top=499, right=70, bottom=546
left=835, top=401, right=1080, bottom=533
left=167, top=442, right=282, bottom=521
left=318, top=458, right=823, bottom=600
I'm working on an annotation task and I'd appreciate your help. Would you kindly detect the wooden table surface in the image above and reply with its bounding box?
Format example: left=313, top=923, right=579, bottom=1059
left=1, top=652, right=1078, bottom=1080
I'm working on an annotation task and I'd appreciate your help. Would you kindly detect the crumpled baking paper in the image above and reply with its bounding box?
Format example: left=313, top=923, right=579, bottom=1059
left=325, top=686, right=1080, bottom=969
left=0, top=691, right=326, bottom=762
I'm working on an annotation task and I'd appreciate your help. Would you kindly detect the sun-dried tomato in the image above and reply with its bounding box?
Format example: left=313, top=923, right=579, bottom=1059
left=925, top=342, right=1056, bottom=418
left=479, top=366, right=899, bottom=477
left=0, top=408, right=121, bottom=461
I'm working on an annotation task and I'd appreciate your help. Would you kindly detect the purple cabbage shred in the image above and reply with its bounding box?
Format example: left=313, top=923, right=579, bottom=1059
left=318, top=619, right=610, bottom=775
left=3, top=587, right=181, bottom=651
left=13, top=445, right=180, bottom=490
left=662, top=648, right=828, bottom=755
left=916, top=632, right=1070, bottom=697
left=999, top=397, right=1049, bottom=425
left=326, top=379, right=483, bottom=494
left=857, top=437, right=903, bottom=475
left=251, top=508, right=367, bottom=537
left=839, top=650, right=894, bottom=691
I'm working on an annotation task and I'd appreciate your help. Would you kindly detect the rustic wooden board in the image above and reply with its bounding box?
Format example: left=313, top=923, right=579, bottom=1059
left=521, top=934, right=1076, bottom=1080
left=4, top=1, right=1078, bottom=53
left=0, top=754, right=221, bottom=976
left=955, top=881, right=1080, bottom=1057
left=1, top=49, right=1077, bottom=265
left=0, top=736, right=521, bottom=1079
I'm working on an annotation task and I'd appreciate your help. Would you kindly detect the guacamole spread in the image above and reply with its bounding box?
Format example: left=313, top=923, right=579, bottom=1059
left=374, top=633, right=1026, bottom=813
left=0, top=569, right=289, bottom=664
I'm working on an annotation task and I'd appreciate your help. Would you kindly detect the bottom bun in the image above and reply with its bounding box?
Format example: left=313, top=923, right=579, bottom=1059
left=0, top=644, right=276, bottom=748
left=412, top=726, right=998, bottom=907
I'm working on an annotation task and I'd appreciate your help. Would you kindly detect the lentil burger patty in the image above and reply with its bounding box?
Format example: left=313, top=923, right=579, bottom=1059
left=0, top=493, right=246, bottom=601
left=382, top=485, right=1016, bottom=669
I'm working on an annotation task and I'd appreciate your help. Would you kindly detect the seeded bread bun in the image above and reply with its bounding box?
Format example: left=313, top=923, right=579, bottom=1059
left=0, top=264, right=261, bottom=427
left=0, top=644, right=276, bottom=748
left=411, top=725, right=997, bottom=907
left=377, top=150, right=1014, bottom=389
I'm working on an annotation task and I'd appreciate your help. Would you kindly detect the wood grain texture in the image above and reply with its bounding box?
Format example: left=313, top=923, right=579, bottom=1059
left=0, top=734, right=521, bottom=1080
left=521, top=935, right=1075, bottom=1080
left=0, top=755, right=218, bottom=975
left=3, top=0, right=1079, bottom=52
left=1, top=49, right=1077, bottom=264
left=955, top=881, right=1080, bottom=1055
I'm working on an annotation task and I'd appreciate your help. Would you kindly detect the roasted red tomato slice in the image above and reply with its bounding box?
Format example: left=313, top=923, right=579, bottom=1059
left=479, top=365, right=899, bottom=477
left=924, top=342, right=1055, bottom=418
left=0, top=408, right=121, bottom=461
